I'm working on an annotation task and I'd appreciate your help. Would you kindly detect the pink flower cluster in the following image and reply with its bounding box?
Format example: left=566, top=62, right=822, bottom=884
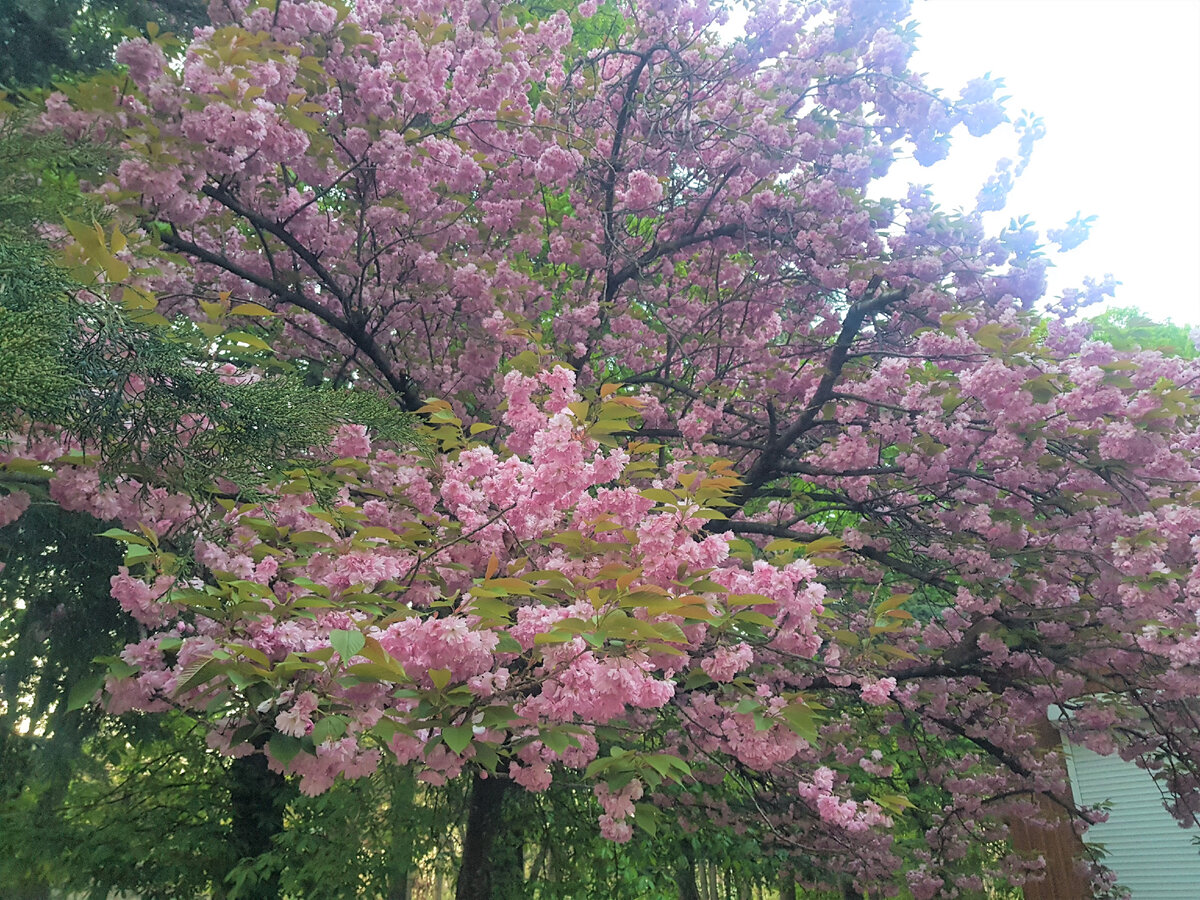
left=110, top=567, right=178, bottom=627
left=798, top=766, right=892, bottom=833
left=701, top=642, right=754, bottom=682
left=0, top=489, right=30, bottom=529
left=594, top=779, right=644, bottom=842
left=377, top=616, right=500, bottom=687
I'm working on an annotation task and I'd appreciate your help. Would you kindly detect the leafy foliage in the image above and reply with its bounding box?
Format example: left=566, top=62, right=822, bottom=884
left=0, top=73, right=421, bottom=900
left=0, top=502, right=134, bottom=897
left=0, top=119, right=420, bottom=497
left=1088, top=306, right=1197, bottom=358
left=0, top=114, right=111, bottom=242
left=0, top=0, right=207, bottom=87
left=0, top=260, right=422, bottom=495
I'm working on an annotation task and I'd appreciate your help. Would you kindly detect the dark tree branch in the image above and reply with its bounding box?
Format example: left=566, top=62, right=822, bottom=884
left=711, top=287, right=909, bottom=517
left=158, top=227, right=422, bottom=410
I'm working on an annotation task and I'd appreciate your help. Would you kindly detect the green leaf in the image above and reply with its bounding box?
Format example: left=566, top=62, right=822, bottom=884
left=645, top=753, right=689, bottom=784
left=66, top=672, right=106, bottom=711
left=429, top=668, right=452, bottom=690
left=732, top=610, right=775, bottom=627
left=223, top=330, right=273, bottom=352
left=354, top=525, right=406, bottom=542
left=174, top=656, right=224, bottom=695
left=343, top=662, right=405, bottom=681
left=640, top=488, right=678, bottom=504
left=287, top=530, right=335, bottom=545
left=973, top=322, right=1004, bottom=350
left=123, top=544, right=154, bottom=564
left=95, top=655, right=138, bottom=679
left=875, top=593, right=911, bottom=615
left=587, top=419, right=634, bottom=436
left=96, top=527, right=150, bottom=545
left=442, top=723, right=474, bottom=755
left=269, top=733, right=304, bottom=765
left=541, top=729, right=570, bottom=755
left=803, top=536, right=845, bottom=555
left=632, top=802, right=659, bottom=836
left=330, top=629, right=366, bottom=661
left=230, top=302, right=276, bottom=317
left=780, top=701, right=820, bottom=743
left=311, top=715, right=348, bottom=745
left=371, top=717, right=405, bottom=743
left=473, top=741, right=500, bottom=772
left=875, top=792, right=915, bottom=815
left=584, top=758, right=614, bottom=779
left=494, top=632, right=523, bottom=654
left=650, top=621, right=688, bottom=643
left=487, top=577, right=535, bottom=594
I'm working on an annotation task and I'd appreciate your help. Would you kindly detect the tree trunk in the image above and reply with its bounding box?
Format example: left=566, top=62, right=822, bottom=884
left=229, top=752, right=290, bottom=900
left=778, top=872, right=797, bottom=900
left=386, top=767, right=417, bottom=900
left=455, top=772, right=513, bottom=900
left=676, top=840, right=701, bottom=900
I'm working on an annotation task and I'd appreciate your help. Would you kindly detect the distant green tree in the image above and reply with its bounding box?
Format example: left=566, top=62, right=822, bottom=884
left=0, top=503, right=134, bottom=900
left=1088, top=306, right=1197, bottom=358
left=0, top=0, right=207, bottom=88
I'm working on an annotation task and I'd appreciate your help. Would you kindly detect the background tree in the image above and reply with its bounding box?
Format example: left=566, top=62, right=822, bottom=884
left=1087, top=306, right=1197, bottom=359
left=0, top=98, right=424, bottom=899
left=0, top=0, right=207, bottom=88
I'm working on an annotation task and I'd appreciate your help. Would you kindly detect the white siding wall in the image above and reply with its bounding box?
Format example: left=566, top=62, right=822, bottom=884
left=1063, top=740, right=1200, bottom=898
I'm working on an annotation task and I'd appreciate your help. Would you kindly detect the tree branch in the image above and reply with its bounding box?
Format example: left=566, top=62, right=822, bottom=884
left=158, top=227, right=422, bottom=410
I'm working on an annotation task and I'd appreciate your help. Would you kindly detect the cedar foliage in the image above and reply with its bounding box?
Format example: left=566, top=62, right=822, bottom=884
left=0, top=108, right=420, bottom=900
left=0, top=117, right=421, bottom=497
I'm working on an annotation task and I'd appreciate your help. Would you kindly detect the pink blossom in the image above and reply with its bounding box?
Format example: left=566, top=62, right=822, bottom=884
left=860, top=677, right=897, bottom=706
left=701, top=642, right=753, bottom=682
left=110, top=567, right=178, bottom=627
left=0, top=490, right=30, bottom=528
left=115, top=38, right=167, bottom=88
left=274, top=691, right=318, bottom=737
left=619, top=170, right=664, bottom=210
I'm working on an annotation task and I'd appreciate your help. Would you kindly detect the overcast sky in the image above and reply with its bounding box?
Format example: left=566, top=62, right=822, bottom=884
left=888, top=0, right=1200, bottom=325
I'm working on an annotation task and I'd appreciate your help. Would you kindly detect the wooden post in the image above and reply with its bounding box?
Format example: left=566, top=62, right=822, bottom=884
left=1007, top=717, right=1092, bottom=900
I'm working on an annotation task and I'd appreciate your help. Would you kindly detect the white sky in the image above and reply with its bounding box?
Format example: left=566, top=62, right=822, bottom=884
left=886, top=0, right=1200, bottom=325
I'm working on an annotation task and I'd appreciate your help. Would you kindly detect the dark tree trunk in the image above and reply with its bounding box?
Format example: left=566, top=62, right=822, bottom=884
left=778, top=872, right=797, bottom=900
left=676, top=839, right=701, bottom=900
left=455, top=772, right=511, bottom=900
left=386, top=767, right=417, bottom=900
left=229, top=752, right=291, bottom=900
left=491, top=795, right=526, bottom=900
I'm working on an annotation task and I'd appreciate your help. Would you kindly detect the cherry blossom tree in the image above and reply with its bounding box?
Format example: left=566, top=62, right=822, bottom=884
left=7, top=0, right=1200, bottom=896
